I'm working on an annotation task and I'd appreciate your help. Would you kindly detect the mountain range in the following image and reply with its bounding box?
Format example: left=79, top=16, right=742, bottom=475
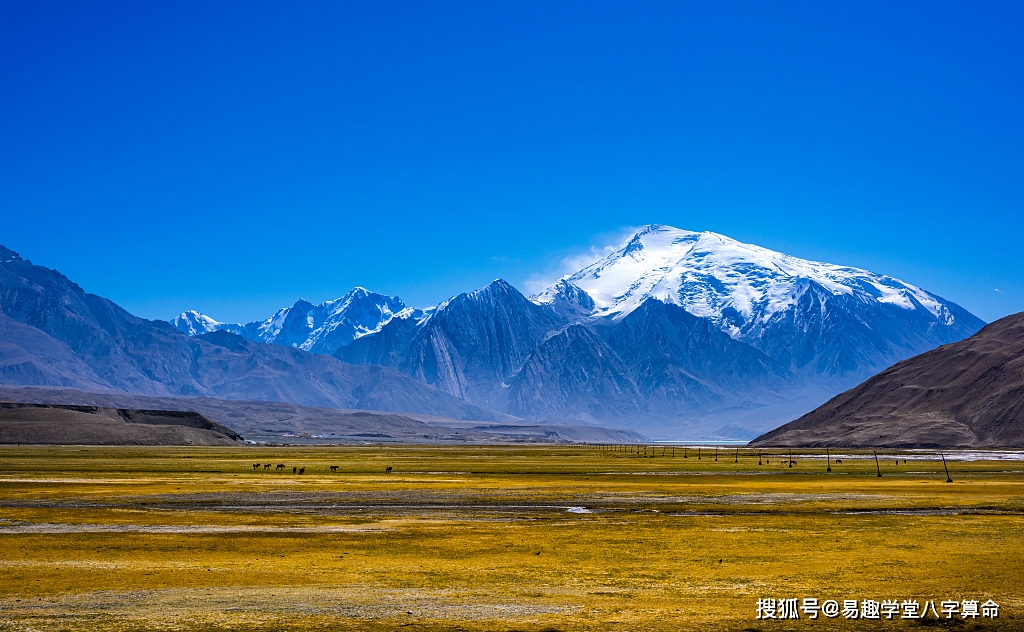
left=1, top=225, right=987, bottom=440
left=172, top=225, right=983, bottom=438
left=0, top=245, right=503, bottom=422
left=173, top=288, right=423, bottom=355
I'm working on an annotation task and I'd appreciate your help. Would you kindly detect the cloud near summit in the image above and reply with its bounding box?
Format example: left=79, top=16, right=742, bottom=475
left=522, top=225, right=642, bottom=296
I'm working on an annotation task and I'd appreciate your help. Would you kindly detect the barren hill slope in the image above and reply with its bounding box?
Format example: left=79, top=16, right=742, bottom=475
left=750, top=312, right=1024, bottom=448
left=0, top=402, right=244, bottom=445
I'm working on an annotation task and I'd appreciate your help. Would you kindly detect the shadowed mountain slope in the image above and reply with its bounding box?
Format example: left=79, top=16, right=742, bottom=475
left=340, top=285, right=799, bottom=428
left=0, top=245, right=505, bottom=421
left=750, top=312, right=1024, bottom=448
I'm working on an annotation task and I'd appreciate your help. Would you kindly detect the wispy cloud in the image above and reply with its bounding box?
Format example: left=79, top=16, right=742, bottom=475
left=995, top=288, right=1003, bottom=293
left=522, top=226, right=641, bottom=295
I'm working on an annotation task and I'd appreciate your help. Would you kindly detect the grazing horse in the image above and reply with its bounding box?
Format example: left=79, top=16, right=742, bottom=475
left=264, top=463, right=272, bottom=469
left=385, top=466, right=393, bottom=474
left=298, top=467, right=305, bottom=475
left=329, top=466, right=338, bottom=472
left=292, top=467, right=297, bottom=474
left=835, top=459, right=843, bottom=464
left=253, top=463, right=260, bottom=470
left=276, top=464, right=285, bottom=471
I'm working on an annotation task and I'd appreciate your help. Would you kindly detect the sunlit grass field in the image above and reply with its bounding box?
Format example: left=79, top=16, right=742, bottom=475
left=0, top=444, right=1021, bottom=631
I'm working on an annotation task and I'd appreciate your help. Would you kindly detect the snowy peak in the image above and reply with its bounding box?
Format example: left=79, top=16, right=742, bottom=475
left=462, top=279, right=519, bottom=304
left=543, top=224, right=963, bottom=329
left=532, top=279, right=596, bottom=320
left=429, top=279, right=526, bottom=321
left=298, top=288, right=410, bottom=354
left=531, top=224, right=984, bottom=379
left=171, top=288, right=413, bottom=355
left=172, top=310, right=241, bottom=336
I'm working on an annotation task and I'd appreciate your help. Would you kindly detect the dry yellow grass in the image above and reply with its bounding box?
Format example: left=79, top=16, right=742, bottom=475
left=0, top=445, right=1021, bottom=631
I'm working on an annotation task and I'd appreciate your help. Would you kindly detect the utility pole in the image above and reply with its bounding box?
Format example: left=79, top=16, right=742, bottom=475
left=826, top=448, right=831, bottom=473
left=874, top=451, right=882, bottom=477
left=941, top=452, right=953, bottom=483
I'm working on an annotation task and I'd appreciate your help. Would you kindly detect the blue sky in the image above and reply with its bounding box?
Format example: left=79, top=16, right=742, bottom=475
left=2, top=1, right=1022, bottom=324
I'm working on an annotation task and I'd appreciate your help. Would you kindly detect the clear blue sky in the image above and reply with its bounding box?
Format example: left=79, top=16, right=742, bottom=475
left=2, top=1, right=1022, bottom=324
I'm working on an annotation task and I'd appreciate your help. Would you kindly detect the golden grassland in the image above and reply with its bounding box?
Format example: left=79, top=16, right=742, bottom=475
left=0, top=444, right=1022, bottom=631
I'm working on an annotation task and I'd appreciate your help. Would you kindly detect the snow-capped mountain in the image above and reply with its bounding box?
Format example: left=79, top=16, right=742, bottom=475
left=173, top=288, right=421, bottom=355
left=533, top=225, right=984, bottom=379
left=166, top=225, right=985, bottom=439
left=172, top=311, right=243, bottom=336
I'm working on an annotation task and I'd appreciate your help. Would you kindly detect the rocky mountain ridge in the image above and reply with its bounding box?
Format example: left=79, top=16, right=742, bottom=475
left=173, top=288, right=421, bottom=355
left=0, top=245, right=504, bottom=421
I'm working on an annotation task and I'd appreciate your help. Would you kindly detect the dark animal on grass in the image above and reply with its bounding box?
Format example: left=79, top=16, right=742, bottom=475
left=264, top=464, right=271, bottom=469
left=299, top=467, right=305, bottom=475
left=835, top=459, right=842, bottom=464
left=253, top=463, right=260, bottom=470
left=292, top=467, right=297, bottom=474
left=330, top=466, right=338, bottom=472
left=276, top=464, right=285, bottom=471
left=385, top=466, right=393, bottom=474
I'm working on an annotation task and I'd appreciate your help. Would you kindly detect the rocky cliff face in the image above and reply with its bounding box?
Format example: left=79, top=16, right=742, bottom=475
left=396, top=280, right=564, bottom=406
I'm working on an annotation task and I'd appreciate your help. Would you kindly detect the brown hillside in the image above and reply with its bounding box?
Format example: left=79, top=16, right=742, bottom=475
left=0, top=402, right=244, bottom=445
left=750, top=312, right=1024, bottom=448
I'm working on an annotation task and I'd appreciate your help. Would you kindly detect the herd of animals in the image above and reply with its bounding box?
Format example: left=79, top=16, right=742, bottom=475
left=250, top=463, right=393, bottom=474
left=246, top=456, right=910, bottom=475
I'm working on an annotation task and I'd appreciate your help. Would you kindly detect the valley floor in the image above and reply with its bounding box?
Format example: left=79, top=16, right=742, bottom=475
left=0, top=445, right=1021, bottom=631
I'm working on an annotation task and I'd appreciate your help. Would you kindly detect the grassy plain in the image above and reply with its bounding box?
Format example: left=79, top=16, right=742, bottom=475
left=0, top=445, right=1022, bottom=631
